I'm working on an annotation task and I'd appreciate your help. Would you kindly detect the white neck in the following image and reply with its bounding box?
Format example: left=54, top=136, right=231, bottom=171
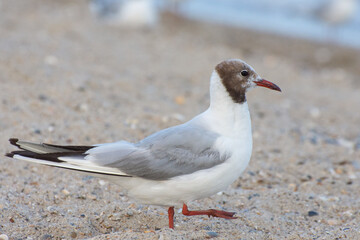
left=198, top=71, right=252, bottom=138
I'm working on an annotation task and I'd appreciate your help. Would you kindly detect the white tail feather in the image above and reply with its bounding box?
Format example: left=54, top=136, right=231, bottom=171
left=13, top=154, right=130, bottom=177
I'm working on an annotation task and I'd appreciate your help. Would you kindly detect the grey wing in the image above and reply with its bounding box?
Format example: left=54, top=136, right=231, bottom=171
left=86, top=123, right=230, bottom=180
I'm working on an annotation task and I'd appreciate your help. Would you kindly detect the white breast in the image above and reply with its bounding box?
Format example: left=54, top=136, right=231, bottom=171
left=112, top=103, right=253, bottom=207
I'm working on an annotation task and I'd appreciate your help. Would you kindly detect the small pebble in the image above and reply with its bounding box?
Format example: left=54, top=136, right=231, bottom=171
left=207, top=231, right=218, bottom=238
left=257, top=111, right=265, bottom=118
left=309, top=136, right=318, bottom=145
left=335, top=168, right=343, bottom=175
left=98, top=180, right=107, bottom=186
left=327, top=219, right=339, bottom=225
left=30, top=181, right=39, bottom=186
left=76, top=103, right=89, bottom=112
left=324, top=138, right=338, bottom=145
left=110, top=213, right=122, bottom=221
left=308, top=211, right=319, bottom=217
left=61, top=189, right=70, bottom=195
left=38, top=94, right=48, bottom=101
left=77, top=86, right=86, bottom=92
left=31, top=166, right=38, bottom=172
left=48, top=125, right=55, bottom=132
left=44, top=55, right=59, bottom=65
left=161, top=116, right=169, bottom=123
left=33, top=129, right=42, bottom=134
left=77, top=195, right=86, bottom=200
left=126, top=210, right=134, bottom=216
left=309, top=107, right=321, bottom=118
left=171, top=113, right=185, bottom=122
left=47, top=206, right=60, bottom=214
left=248, top=193, right=260, bottom=200
left=203, top=226, right=211, bottom=231
left=42, top=234, right=53, bottom=240
left=174, top=95, right=185, bottom=105
left=337, top=138, right=355, bottom=150
left=128, top=203, right=136, bottom=208
left=128, top=118, right=139, bottom=130
left=82, top=175, right=94, bottom=181
left=70, top=232, right=77, bottom=238
left=288, top=183, right=298, bottom=192
left=271, top=148, right=281, bottom=153
left=0, top=234, right=9, bottom=240
left=87, top=194, right=97, bottom=200
left=343, top=210, right=353, bottom=217
left=300, top=175, right=312, bottom=182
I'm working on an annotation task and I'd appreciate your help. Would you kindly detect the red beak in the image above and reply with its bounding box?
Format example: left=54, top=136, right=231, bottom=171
left=254, top=79, right=281, bottom=92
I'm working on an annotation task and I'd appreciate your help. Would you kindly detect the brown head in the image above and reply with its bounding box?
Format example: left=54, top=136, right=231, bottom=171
left=215, top=59, right=281, bottom=104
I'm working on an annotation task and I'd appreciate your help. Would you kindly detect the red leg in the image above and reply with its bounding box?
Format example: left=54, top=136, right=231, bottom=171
left=168, top=206, right=175, bottom=229
left=182, top=203, right=237, bottom=219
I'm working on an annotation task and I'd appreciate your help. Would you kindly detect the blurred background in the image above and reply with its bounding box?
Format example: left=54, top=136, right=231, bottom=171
left=87, top=0, right=360, bottom=72
left=91, top=0, right=360, bottom=48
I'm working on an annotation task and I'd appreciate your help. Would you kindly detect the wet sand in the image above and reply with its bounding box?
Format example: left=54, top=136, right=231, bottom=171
left=1, top=0, right=360, bottom=239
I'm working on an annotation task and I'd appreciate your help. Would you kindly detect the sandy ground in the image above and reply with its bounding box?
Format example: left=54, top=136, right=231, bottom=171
left=1, top=0, right=360, bottom=239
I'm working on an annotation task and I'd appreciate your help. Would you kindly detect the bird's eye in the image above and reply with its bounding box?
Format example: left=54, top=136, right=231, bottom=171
left=240, top=70, right=249, bottom=77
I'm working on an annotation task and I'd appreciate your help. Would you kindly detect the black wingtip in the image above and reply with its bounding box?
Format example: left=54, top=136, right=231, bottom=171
left=9, top=138, right=20, bottom=147
left=7, top=138, right=19, bottom=158
left=5, top=152, right=15, bottom=158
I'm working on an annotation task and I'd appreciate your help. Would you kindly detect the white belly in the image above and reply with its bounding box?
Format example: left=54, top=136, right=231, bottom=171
left=109, top=136, right=252, bottom=207
left=109, top=103, right=253, bottom=206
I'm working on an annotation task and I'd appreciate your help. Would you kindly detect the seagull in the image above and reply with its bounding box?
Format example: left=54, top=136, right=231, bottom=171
left=6, top=59, right=281, bottom=229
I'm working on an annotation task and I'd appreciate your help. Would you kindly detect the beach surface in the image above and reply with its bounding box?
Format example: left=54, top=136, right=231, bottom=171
left=1, top=0, right=360, bottom=239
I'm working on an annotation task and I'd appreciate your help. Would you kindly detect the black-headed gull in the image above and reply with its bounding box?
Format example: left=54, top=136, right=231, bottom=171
left=6, top=59, right=281, bottom=229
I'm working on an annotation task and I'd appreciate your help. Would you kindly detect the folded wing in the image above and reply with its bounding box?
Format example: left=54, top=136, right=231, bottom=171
left=7, top=123, right=230, bottom=180
left=87, top=123, right=230, bottom=180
